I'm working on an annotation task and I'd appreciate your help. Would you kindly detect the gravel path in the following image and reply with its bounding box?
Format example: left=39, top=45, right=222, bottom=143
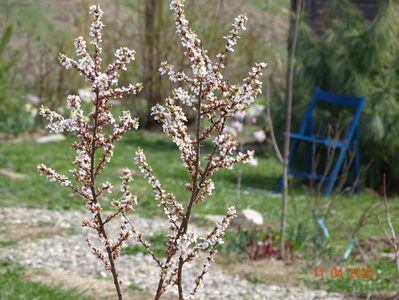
left=0, top=207, right=350, bottom=300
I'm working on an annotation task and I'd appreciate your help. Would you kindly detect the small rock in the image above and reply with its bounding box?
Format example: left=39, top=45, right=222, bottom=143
left=36, top=134, right=66, bottom=143
left=99, top=271, right=107, bottom=278
left=0, top=169, right=26, bottom=180
left=78, top=88, right=94, bottom=102
left=380, top=252, right=395, bottom=260
left=246, top=104, right=265, bottom=120
left=231, top=208, right=264, bottom=227
left=201, top=214, right=225, bottom=224
left=26, top=94, right=43, bottom=105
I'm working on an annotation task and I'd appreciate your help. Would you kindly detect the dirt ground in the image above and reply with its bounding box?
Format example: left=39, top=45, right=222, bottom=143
left=25, top=268, right=173, bottom=300
left=216, top=254, right=308, bottom=287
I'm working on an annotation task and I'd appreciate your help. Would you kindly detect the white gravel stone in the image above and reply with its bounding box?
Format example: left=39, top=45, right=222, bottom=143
left=36, top=134, right=66, bottom=143
left=0, top=207, right=350, bottom=300
left=232, top=208, right=264, bottom=227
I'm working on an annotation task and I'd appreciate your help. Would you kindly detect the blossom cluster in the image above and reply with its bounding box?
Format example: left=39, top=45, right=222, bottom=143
left=144, top=1, right=267, bottom=299
left=222, top=104, right=268, bottom=168
left=38, top=5, right=142, bottom=294
left=38, top=1, right=267, bottom=299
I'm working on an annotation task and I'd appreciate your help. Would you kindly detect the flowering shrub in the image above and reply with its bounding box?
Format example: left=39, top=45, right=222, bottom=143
left=150, top=3, right=266, bottom=298
left=38, top=5, right=142, bottom=299
left=38, top=1, right=266, bottom=299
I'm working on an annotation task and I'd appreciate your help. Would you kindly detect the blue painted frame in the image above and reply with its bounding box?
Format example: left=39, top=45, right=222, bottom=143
left=277, top=89, right=366, bottom=196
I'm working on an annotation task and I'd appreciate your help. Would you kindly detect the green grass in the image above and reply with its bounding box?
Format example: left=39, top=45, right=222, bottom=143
left=306, top=258, right=399, bottom=294
left=244, top=272, right=269, bottom=285
left=0, top=260, right=93, bottom=300
left=122, top=233, right=168, bottom=258
left=0, top=240, right=17, bottom=247
left=0, top=130, right=283, bottom=215
left=0, top=130, right=398, bottom=232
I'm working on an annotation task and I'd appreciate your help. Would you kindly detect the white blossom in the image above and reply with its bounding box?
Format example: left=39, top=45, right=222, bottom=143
left=89, top=5, right=104, bottom=47
left=39, top=3, right=267, bottom=298
left=38, top=5, right=143, bottom=286
left=220, top=15, right=248, bottom=54
left=39, top=106, right=77, bottom=133
left=37, top=163, right=72, bottom=187
left=101, top=181, right=113, bottom=193
left=106, top=47, right=136, bottom=85
left=254, top=129, right=266, bottom=143
left=231, top=120, right=243, bottom=133
left=247, top=157, right=258, bottom=167
left=59, top=54, right=73, bottom=70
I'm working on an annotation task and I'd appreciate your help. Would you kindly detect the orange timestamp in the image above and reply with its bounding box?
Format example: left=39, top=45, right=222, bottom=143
left=313, top=266, right=374, bottom=279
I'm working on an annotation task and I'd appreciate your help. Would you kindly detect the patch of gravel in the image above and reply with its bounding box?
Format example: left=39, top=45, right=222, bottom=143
left=0, top=207, right=349, bottom=299
left=0, top=207, right=175, bottom=235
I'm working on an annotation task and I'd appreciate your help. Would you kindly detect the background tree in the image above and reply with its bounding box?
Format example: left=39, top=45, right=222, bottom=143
left=143, top=0, right=165, bottom=127
left=0, top=0, right=288, bottom=135
left=292, top=0, right=399, bottom=190
left=280, top=0, right=303, bottom=260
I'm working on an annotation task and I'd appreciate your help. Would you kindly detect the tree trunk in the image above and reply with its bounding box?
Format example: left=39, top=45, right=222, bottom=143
left=279, top=0, right=303, bottom=260
left=144, top=0, right=164, bottom=128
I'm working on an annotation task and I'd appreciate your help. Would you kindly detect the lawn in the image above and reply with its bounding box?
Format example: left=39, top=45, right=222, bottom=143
left=0, top=130, right=398, bottom=294
left=0, top=130, right=283, bottom=215
left=0, top=260, right=92, bottom=300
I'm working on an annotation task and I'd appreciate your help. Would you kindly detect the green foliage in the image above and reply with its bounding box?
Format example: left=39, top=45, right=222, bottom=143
left=0, top=24, right=13, bottom=103
left=222, top=227, right=280, bottom=254
left=0, top=24, right=33, bottom=136
left=293, top=0, right=399, bottom=189
left=286, top=222, right=308, bottom=251
left=0, top=260, right=92, bottom=300
left=222, top=229, right=253, bottom=253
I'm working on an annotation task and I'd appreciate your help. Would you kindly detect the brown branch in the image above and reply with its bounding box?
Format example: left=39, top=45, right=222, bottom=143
left=264, top=78, right=283, bottom=163
left=280, top=0, right=303, bottom=260
left=382, top=175, right=399, bottom=283
left=176, top=81, right=203, bottom=300
left=89, top=56, right=123, bottom=299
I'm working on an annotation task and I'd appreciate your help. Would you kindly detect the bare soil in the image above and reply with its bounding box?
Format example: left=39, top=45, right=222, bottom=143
left=24, top=268, right=174, bottom=300
left=216, top=254, right=308, bottom=287
left=0, top=224, right=74, bottom=242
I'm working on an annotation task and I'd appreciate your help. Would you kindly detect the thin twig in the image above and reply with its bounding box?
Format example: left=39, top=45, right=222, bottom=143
left=280, top=0, right=303, bottom=260
left=381, top=175, right=399, bottom=283
left=264, top=78, right=283, bottom=163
